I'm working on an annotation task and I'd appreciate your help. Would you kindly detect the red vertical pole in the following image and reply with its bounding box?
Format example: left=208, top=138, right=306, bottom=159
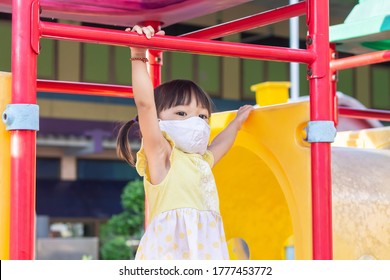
left=148, top=50, right=163, bottom=86
left=329, top=43, right=338, bottom=125
left=10, top=0, right=38, bottom=259
left=307, top=0, right=333, bottom=259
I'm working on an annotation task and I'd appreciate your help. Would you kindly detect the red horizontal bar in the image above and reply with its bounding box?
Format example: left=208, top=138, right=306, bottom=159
left=37, top=80, right=133, bottom=98
left=182, top=2, right=306, bottom=39
left=338, top=107, right=390, bottom=122
left=331, top=50, right=390, bottom=71
left=40, top=21, right=315, bottom=64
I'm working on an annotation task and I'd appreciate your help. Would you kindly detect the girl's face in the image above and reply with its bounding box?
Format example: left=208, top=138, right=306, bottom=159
left=159, top=98, right=210, bottom=123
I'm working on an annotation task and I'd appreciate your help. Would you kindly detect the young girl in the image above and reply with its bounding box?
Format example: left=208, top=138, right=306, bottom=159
left=117, top=25, right=253, bottom=260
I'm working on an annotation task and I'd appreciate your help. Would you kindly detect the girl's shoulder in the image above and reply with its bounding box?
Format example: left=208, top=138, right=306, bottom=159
left=202, top=150, right=214, bottom=168
left=135, top=132, right=214, bottom=176
left=136, top=131, right=175, bottom=177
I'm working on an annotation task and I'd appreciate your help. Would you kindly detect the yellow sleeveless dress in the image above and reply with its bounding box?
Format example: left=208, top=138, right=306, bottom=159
left=134, top=132, right=229, bottom=260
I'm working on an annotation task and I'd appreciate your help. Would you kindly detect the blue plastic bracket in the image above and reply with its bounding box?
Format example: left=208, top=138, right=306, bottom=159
left=305, top=121, right=336, bottom=143
left=2, top=104, right=39, bottom=131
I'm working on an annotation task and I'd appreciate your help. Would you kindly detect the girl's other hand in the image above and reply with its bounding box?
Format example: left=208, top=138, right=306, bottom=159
left=234, top=105, right=254, bottom=128
left=125, top=25, right=165, bottom=55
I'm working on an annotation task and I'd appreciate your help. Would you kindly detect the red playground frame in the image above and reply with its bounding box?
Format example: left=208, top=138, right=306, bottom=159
left=7, top=0, right=390, bottom=260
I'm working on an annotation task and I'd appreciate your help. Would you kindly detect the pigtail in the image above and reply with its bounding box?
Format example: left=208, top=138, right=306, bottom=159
left=116, top=116, right=139, bottom=166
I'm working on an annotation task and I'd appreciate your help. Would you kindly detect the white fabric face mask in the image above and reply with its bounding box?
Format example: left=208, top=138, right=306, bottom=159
left=159, top=116, right=211, bottom=155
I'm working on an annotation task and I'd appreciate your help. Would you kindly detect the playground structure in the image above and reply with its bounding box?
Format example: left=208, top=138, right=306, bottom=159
left=210, top=90, right=390, bottom=260
left=1, top=0, right=390, bottom=260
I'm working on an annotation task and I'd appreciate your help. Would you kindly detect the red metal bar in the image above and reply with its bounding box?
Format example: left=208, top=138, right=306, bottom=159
left=39, top=21, right=315, bottom=64
left=182, top=1, right=306, bottom=39
left=307, top=0, right=333, bottom=259
left=338, top=107, right=390, bottom=122
left=330, top=50, right=390, bottom=71
left=10, top=0, right=38, bottom=259
left=37, top=80, right=133, bottom=98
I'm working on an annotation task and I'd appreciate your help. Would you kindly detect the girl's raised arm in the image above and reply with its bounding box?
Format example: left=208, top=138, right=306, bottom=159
left=127, top=26, right=170, bottom=183
left=208, top=105, right=253, bottom=165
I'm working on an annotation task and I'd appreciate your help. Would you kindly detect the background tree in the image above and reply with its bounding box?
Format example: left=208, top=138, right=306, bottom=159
left=99, top=179, right=144, bottom=259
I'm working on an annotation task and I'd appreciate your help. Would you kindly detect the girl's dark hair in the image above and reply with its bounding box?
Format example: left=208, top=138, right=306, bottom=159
left=116, top=79, right=214, bottom=166
left=116, top=115, right=139, bottom=166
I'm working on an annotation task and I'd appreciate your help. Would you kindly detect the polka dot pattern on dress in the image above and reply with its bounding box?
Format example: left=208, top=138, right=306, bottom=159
left=135, top=208, right=229, bottom=260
